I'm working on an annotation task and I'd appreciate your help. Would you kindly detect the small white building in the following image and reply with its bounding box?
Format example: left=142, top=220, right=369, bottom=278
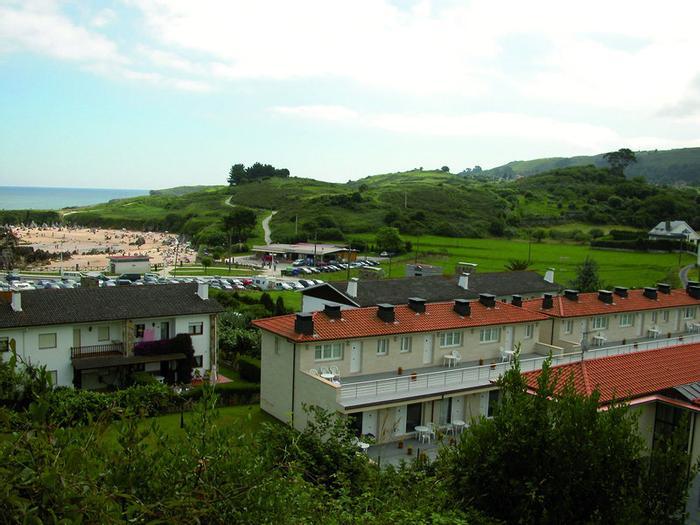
left=0, top=283, right=223, bottom=389
left=648, top=220, right=699, bottom=244
left=108, top=255, right=151, bottom=275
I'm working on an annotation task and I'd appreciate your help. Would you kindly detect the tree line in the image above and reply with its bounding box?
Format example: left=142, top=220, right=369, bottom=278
left=228, top=162, right=290, bottom=185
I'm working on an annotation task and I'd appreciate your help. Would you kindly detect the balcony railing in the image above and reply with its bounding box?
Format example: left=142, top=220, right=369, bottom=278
left=70, top=342, right=125, bottom=359
left=337, top=332, right=700, bottom=403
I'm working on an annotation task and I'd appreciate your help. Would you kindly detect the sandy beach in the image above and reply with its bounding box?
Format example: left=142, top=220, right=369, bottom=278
left=11, top=226, right=198, bottom=273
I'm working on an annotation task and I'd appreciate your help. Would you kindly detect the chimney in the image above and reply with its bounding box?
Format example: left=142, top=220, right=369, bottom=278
left=408, top=297, right=426, bottom=313
left=614, top=286, right=628, bottom=298
left=11, top=292, right=21, bottom=312
left=377, top=304, right=395, bottom=323
left=544, top=268, right=555, bottom=284
left=688, top=285, right=700, bottom=300
left=665, top=220, right=672, bottom=231
left=324, top=304, right=342, bottom=319
left=542, top=294, right=553, bottom=309
left=656, top=283, right=671, bottom=294
left=458, top=273, right=470, bottom=290
left=346, top=278, right=358, bottom=298
left=687, top=280, right=700, bottom=291
left=294, top=312, right=314, bottom=335
left=511, top=295, right=523, bottom=307
left=479, top=293, right=496, bottom=308
left=597, top=290, right=613, bottom=304
left=454, top=299, right=471, bottom=316
left=563, top=289, right=579, bottom=301
left=458, top=262, right=478, bottom=274
left=197, top=283, right=209, bottom=301
left=643, top=287, right=658, bottom=300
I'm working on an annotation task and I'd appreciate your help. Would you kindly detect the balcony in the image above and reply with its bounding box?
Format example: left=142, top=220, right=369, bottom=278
left=70, top=342, right=125, bottom=359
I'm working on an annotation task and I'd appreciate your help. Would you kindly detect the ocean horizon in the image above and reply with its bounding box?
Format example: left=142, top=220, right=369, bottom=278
left=0, top=186, right=149, bottom=210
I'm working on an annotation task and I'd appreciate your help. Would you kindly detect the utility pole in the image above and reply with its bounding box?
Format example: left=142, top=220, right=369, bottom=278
left=173, top=237, right=180, bottom=276
left=346, top=242, right=351, bottom=281
left=404, top=192, right=407, bottom=209
left=295, top=215, right=298, bottom=236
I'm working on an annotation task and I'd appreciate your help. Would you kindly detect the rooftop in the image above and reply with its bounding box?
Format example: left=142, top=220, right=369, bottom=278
left=521, top=287, right=699, bottom=318
left=253, top=298, right=550, bottom=343
left=252, top=243, right=349, bottom=255
left=522, top=341, right=700, bottom=404
left=108, top=255, right=151, bottom=261
left=0, top=284, right=224, bottom=329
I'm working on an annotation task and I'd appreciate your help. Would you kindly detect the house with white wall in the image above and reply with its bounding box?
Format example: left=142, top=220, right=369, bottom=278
left=648, top=220, right=699, bottom=244
left=0, top=283, right=223, bottom=389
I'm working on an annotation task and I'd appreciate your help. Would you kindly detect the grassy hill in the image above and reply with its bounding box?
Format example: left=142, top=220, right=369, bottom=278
left=481, top=147, right=700, bottom=186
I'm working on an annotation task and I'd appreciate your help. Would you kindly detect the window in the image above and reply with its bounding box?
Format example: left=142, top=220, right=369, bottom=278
left=650, top=311, right=658, bottom=323
left=97, top=326, right=110, bottom=342
left=0, top=337, right=8, bottom=352
left=135, top=324, right=145, bottom=338
left=38, top=333, right=57, bottom=349
left=619, top=314, right=634, bottom=328
left=487, top=390, right=501, bottom=418
left=188, top=322, right=204, bottom=335
left=479, top=327, right=501, bottom=343
left=653, top=403, right=690, bottom=448
left=192, top=355, right=203, bottom=367
left=439, top=331, right=462, bottom=347
left=684, top=307, right=697, bottom=320
left=591, top=316, right=608, bottom=330
left=663, top=310, right=670, bottom=323
left=315, top=342, right=343, bottom=361
left=524, top=324, right=534, bottom=339
left=376, top=339, right=389, bottom=356
left=400, top=336, right=412, bottom=353
left=47, top=370, right=57, bottom=386
left=563, top=320, right=574, bottom=335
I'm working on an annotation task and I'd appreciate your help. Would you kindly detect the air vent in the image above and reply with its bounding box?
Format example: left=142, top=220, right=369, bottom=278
left=511, top=295, right=523, bottom=307
left=479, top=293, right=496, bottom=308
left=563, top=289, right=579, bottom=301
left=614, top=286, right=628, bottom=297
left=643, top=287, right=658, bottom=300
left=377, top=304, right=395, bottom=323
left=408, top=297, right=426, bottom=313
left=542, top=294, right=554, bottom=309
left=324, top=304, right=341, bottom=319
left=294, top=313, right=314, bottom=335
left=454, top=299, right=471, bottom=316
left=598, top=290, right=613, bottom=304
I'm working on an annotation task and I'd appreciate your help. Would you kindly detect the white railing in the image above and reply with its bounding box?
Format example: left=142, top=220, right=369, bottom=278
left=337, top=332, right=700, bottom=402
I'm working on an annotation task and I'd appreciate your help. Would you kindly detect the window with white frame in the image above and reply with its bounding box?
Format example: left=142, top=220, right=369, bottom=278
left=684, top=307, right=697, bottom=319
left=663, top=310, right=670, bottom=323
left=591, top=316, right=608, bottom=330
left=563, top=320, right=574, bottom=334
left=376, top=338, right=389, bottom=356
left=315, top=342, right=343, bottom=361
left=479, top=327, right=501, bottom=344
left=38, top=333, right=57, bottom=349
left=619, top=314, right=634, bottom=328
left=0, top=336, right=8, bottom=352
left=439, top=331, right=462, bottom=347
left=650, top=311, right=658, bottom=323
left=188, top=322, right=204, bottom=335
left=524, top=324, right=534, bottom=339
left=97, top=326, right=110, bottom=342
left=400, top=336, right=412, bottom=353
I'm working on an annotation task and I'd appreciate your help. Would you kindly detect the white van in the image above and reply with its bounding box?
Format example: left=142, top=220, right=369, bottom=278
left=252, top=276, right=270, bottom=289
left=61, top=271, right=85, bottom=279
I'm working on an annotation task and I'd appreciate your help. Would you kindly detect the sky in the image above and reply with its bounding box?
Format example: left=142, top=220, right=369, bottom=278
left=1, top=0, right=700, bottom=189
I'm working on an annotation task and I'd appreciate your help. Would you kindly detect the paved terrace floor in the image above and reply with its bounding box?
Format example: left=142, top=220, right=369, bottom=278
left=367, top=437, right=444, bottom=467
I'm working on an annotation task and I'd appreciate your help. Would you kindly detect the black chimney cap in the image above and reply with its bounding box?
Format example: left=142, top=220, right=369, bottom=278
left=454, top=299, right=471, bottom=316
left=563, top=289, right=579, bottom=301
left=643, top=287, right=658, bottom=300
left=542, top=294, right=554, bottom=309
left=479, top=293, right=496, bottom=308
left=597, top=290, right=613, bottom=304
left=408, top=297, right=426, bottom=313
left=656, top=283, right=671, bottom=294
left=377, top=304, right=395, bottom=323
left=511, top=295, right=523, bottom=307
left=688, top=286, right=700, bottom=300
left=614, top=286, right=628, bottom=297
left=294, top=312, right=314, bottom=335
left=324, top=304, right=342, bottom=319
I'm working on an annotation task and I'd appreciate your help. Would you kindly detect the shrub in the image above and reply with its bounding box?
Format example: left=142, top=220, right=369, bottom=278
left=238, top=355, right=261, bottom=383
left=184, top=382, right=260, bottom=406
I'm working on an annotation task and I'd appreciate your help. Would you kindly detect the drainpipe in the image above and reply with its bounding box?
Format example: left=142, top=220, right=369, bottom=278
left=291, top=343, right=297, bottom=428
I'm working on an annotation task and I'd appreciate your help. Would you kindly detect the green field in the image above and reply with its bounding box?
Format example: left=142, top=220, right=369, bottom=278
left=172, top=265, right=258, bottom=277
left=349, top=234, right=696, bottom=288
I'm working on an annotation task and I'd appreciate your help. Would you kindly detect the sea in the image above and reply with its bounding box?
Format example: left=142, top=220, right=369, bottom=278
left=0, top=186, right=149, bottom=210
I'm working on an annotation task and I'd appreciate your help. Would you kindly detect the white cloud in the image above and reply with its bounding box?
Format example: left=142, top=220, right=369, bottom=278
left=91, top=8, right=116, bottom=28
left=270, top=105, right=359, bottom=122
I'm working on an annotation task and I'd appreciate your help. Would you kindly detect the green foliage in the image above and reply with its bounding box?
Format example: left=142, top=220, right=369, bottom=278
left=603, top=147, right=637, bottom=176
left=375, top=226, right=404, bottom=254
left=228, top=162, right=290, bottom=185
left=237, top=355, right=261, bottom=383
left=504, top=258, right=530, bottom=271
left=224, top=206, right=257, bottom=243
left=569, top=256, right=603, bottom=291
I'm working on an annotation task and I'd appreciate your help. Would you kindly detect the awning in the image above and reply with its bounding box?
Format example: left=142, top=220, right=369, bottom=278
left=72, top=352, right=186, bottom=371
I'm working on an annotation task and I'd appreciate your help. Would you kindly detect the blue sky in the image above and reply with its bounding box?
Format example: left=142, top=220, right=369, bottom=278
left=1, top=0, right=699, bottom=189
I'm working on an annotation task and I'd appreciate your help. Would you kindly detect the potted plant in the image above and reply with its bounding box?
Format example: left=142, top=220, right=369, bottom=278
left=397, top=366, right=403, bottom=375
left=406, top=446, right=413, bottom=456
left=410, top=371, right=417, bottom=381
left=397, top=439, right=404, bottom=449
left=479, top=358, right=484, bottom=366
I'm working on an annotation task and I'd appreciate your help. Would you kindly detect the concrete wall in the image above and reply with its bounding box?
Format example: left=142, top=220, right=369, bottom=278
left=302, top=296, right=354, bottom=313
left=111, top=260, right=150, bottom=274
left=292, top=368, right=342, bottom=432
left=296, top=321, right=544, bottom=377
left=260, top=331, right=295, bottom=423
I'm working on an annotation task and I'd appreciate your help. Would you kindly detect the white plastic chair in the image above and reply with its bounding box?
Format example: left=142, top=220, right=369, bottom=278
left=451, top=350, right=462, bottom=365
left=320, top=367, right=330, bottom=375
left=309, top=368, right=320, bottom=377
left=427, top=422, right=437, bottom=441
left=329, top=365, right=340, bottom=377
left=499, top=346, right=509, bottom=363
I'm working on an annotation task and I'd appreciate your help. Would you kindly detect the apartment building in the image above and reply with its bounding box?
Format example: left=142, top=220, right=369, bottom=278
left=253, top=294, right=552, bottom=443
left=0, top=283, right=223, bottom=388
left=522, top=283, right=700, bottom=351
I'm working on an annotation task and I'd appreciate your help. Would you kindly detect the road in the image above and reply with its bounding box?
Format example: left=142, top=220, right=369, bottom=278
left=261, top=211, right=277, bottom=244
left=680, top=264, right=695, bottom=287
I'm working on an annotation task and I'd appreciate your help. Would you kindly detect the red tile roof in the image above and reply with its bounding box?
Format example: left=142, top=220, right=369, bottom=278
left=522, top=342, right=700, bottom=404
left=521, top=288, right=699, bottom=318
left=252, top=300, right=550, bottom=343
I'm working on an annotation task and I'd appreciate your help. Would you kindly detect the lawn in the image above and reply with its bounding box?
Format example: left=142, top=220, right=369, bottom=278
left=239, top=290, right=302, bottom=312
left=172, top=266, right=258, bottom=277
left=349, top=234, right=696, bottom=288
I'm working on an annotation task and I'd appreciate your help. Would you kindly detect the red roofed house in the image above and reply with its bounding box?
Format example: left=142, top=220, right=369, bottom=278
left=522, top=284, right=700, bottom=352
left=253, top=294, right=552, bottom=443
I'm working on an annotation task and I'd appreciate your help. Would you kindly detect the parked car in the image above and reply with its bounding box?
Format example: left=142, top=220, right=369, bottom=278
left=118, top=273, right=142, bottom=282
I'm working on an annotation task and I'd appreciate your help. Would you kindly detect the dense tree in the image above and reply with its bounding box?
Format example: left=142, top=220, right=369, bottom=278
left=441, top=166, right=450, bottom=172
left=227, top=162, right=290, bottom=185
left=0, top=226, right=18, bottom=270
left=227, top=163, right=246, bottom=185
left=569, top=256, right=603, bottom=291
left=603, top=148, right=637, bottom=176
left=375, top=226, right=404, bottom=254
left=200, top=255, right=213, bottom=274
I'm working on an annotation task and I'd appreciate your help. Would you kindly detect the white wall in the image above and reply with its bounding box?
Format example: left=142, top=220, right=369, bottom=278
left=112, top=260, right=150, bottom=274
